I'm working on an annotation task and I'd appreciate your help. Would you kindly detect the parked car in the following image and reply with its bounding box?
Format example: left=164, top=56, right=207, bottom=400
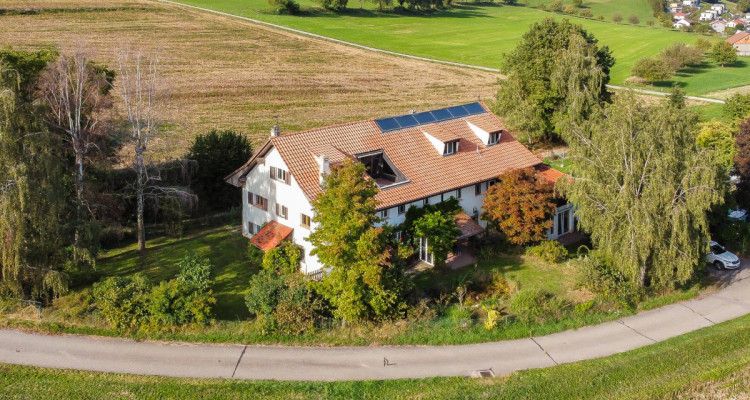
left=706, top=241, right=741, bottom=270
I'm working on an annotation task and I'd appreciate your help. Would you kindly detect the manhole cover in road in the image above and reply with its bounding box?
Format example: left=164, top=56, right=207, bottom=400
left=476, top=369, right=495, bottom=378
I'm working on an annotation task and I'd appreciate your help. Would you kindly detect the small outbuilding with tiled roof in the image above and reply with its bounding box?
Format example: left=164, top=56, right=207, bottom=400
left=727, top=31, right=750, bottom=56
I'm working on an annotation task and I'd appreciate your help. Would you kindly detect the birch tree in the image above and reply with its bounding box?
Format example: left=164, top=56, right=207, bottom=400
left=115, top=50, right=194, bottom=252
left=561, top=92, right=724, bottom=288
left=38, top=50, right=113, bottom=210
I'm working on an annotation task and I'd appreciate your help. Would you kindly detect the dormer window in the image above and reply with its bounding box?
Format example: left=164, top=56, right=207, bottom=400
left=356, top=150, right=409, bottom=189
left=488, top=132, right=500, bottom=146
left=444, top=140, right=458, bottom=156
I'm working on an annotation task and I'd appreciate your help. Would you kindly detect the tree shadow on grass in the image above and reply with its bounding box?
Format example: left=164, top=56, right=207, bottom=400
left=290, top=3, right=492, bottom=18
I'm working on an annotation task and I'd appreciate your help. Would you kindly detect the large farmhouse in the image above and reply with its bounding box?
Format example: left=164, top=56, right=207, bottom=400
left=226, top=103, right=573, bottom=274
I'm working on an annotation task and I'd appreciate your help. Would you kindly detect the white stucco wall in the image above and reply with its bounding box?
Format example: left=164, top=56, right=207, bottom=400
left=243, top=147, right=576, bottom=273
left=242, top=147, right=323, bottom=274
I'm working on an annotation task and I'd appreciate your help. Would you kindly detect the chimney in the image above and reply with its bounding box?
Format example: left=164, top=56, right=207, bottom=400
left=270, top=123, right=280, bottom=137
left=316, top=154, right=330, bottom=187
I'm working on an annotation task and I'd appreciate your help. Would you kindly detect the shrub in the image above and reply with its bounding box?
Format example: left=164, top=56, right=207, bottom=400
left=177, top=251, right=213, bottom=292
left=317, top=0, right=348, bottom=10
left=272, top=298, right=317, bottom=335
left=537, top=3, right=547, bottom=11
left=509, top=289, right=567, bottom=324
left=563, top=5, right=577, bottom=14
left=487, top=271, right=514, bottom=298
left=576, top=251, right=639, bottom=306
left=612, top=12, right=622, bottom=23
left=148, top=280, right=216, bottom=330
left=407, top=298, right=438, bottom=322
left=248, top=243, right=264, bottom=267
left=579, top=9, right=593, bottom=18
left=548, top=0, right=563, bottom=12
left=262, top=242, right=302, bottom=274
left=646, top=19, right=655, bottom=27
left=269, top=0, right=300, bottom=13
left=93, top=274, right=151, bottom=330
left=526, top=240, right=568, bottom=263
left=482, top=304, right=502, bottom=330
left=631, top=57, right=672, bottom=83
left=628, top=13, right=639, bottom=24
left=245, top=269, right=288, bottom=317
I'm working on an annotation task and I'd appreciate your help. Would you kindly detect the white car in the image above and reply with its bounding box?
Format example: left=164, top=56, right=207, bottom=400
left=706, top=241, right=741, bottom=270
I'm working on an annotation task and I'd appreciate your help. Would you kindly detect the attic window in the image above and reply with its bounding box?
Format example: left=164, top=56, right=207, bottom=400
left=356, top=150, right=409, bottom=189
left=488, top=132, right=500, bottom=146
left=444, top=140, right=458, bottom=156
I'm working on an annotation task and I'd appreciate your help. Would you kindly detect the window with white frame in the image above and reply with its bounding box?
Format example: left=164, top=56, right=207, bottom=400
left=395, top=231, right=403, bottom=241
left=475, top=183, right=482, bottom=196
left=444, top=140, right=458, bottom=156
left=488, top=132, right=500, bottom=145
left=398, top=204, right=406, bottom=214
left=379, top=209, right=388, bottom=219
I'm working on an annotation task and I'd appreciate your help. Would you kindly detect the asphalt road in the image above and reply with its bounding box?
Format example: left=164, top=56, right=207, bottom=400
left=1, top=264, right=749, bottom=381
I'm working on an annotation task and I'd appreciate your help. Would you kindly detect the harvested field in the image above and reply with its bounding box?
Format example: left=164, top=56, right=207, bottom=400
left=0, top=0, right=500, bottom=158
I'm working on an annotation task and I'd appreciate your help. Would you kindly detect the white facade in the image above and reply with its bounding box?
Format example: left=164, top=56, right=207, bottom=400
left=682, top=0, right=699, bottom=7
left=241, top=146, right=323, bottom=274
left=674, top=19, right=692, bottom=28
left=700, top=11, right=717, bottom=21
left=242, top=159, right=576, bottom=275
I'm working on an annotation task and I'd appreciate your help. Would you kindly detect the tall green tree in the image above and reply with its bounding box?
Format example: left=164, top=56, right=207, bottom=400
left=0, top=48, right=70, bottom=301
left=710, top=41, right=738, bottom=67
left=309, top=159, right=408, bottom=323
left=561, top=93, right=724, bottom=288
left=187, top=130, right=253, bottom=211
left=412, top=211, right=460, bottom=266
left=696, top=120, right=736, bottom=171
left=494, top=18, right=614, bottom=144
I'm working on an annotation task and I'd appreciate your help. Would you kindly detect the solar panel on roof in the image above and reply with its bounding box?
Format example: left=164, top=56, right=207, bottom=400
left=375, top=118, right=400, bottom=132
left=447, top=105, right=470, bottom=118
left=394, top=115, right=419, bottom=129
left=414, top=112, right=437, bottom=125
left=431, top=108, right=453, bottom=121
left=464, top=102, right=485, bottom=114
left=376, top=103, right=488, bottom=133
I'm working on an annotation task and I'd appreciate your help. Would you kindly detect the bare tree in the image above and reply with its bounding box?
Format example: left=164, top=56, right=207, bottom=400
left=115, top=50, right=195, bottom=252
left=38, top=49, right=112, bottom=215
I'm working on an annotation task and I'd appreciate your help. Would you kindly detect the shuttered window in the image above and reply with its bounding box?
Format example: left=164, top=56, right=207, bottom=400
left=269, top=166, right=291, bottom=184
left=276, top=203, right=288, bottom=219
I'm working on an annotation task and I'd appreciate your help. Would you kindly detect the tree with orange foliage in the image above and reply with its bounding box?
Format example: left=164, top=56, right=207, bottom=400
left=481, top=167, right=557, bottom=245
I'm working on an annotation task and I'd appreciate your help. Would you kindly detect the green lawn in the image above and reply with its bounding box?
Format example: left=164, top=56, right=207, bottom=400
left=96, top=225, right=254, bottom=320
left=2, top=313, right=750, bottom=399
left=173, top=0, right=750, bottom=96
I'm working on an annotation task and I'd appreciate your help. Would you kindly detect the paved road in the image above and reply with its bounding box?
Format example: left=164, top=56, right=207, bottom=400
left=155, top=0, right=726, bottom=105
left=1, top=264, right=749, bottom=381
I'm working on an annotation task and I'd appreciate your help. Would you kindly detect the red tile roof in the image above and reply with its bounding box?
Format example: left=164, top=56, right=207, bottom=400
left=229, top=103, right=545, bottom=210
left=454, top=211, right=485, bottom=240
left=535, top=164, right=567, bottom=185
left=727, top=31, right=750, bottom=44
left=250, top=221, right=293, bottom=251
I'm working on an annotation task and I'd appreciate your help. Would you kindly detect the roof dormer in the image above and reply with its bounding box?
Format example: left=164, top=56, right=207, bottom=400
left=466, top=121, right=501, bottom=146
left=422, top=129, right=460, bottom=156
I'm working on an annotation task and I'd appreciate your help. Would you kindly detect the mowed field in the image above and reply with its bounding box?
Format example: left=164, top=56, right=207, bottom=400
left=174, top=0, right=750, bottom=96
left=0, top=0, right=500, bottom=157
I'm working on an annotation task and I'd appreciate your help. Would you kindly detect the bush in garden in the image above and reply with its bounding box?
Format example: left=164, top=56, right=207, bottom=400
left=177, top=251, right=213, bottom=292
left=248, top=243, right=265, bottom=267
left=93, top=274, right=151, bottom=330
left=576, top=251, right=639, bottom=307
left=245, top=269, right=289, bottom=317
left=148, top=279, right=216, bottom=329
left=482, top=304, right=502, bottom=330
left=488, top=271, right=514, bottom=298
left=526, top=240, right=569, bottom=263
left=262, top=242, right=302, bottom=275
left=509, top=289, right=568, bottom=324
